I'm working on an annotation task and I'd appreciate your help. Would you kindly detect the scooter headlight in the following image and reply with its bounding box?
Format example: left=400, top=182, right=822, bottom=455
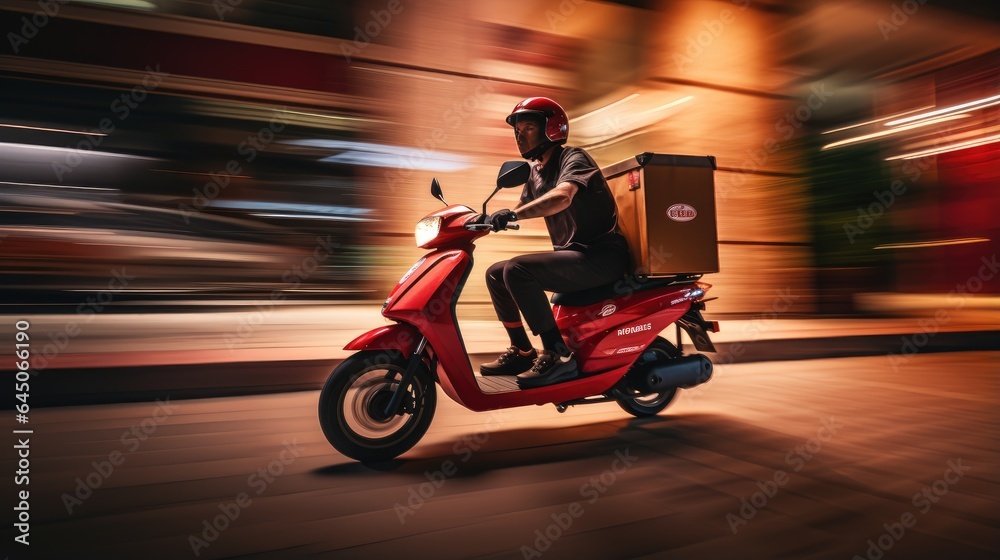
left=415, top=216, right=442, bottom=247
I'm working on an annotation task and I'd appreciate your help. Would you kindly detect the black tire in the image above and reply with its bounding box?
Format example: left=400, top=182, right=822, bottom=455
left=615, top=337, right=680, bottom=417
left=318, top=349, right=436, bottom=462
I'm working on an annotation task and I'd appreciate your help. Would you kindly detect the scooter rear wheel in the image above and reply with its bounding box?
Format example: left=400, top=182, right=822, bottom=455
left=319, top=349, right=436, bottom=462
left=615, top=337, right=679, bottom=417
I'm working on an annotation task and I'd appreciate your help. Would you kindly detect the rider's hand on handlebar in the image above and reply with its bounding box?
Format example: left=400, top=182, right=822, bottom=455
left=489, top=209, right=517, bottom=232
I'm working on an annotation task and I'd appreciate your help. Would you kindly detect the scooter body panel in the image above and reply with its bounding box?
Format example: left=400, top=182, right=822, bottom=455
left=554, top=286, right=698, bottom=374
left=343, top=323, right=423, bottom=357
left=381, top=248, right=482, bottom=409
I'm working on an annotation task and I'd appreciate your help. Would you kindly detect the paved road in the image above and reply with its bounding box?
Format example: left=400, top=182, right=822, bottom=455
left=2, top=303, right=998, bottom=405
left=3, top=352, right=998, bottom=559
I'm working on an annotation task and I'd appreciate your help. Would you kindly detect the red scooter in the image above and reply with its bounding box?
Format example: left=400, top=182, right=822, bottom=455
left=319, top=161, right=719, bottom=462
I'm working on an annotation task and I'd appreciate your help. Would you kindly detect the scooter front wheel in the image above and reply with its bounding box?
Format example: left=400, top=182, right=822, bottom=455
left=318, top=349, right=436, bottom=462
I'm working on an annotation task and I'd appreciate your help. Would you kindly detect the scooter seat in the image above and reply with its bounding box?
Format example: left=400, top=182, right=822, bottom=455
left=550, top=274, right=701, bottom=307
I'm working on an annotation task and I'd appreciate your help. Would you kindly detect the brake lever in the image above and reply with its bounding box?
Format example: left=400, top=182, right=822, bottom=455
left=465, top=218, right=520, bottom=231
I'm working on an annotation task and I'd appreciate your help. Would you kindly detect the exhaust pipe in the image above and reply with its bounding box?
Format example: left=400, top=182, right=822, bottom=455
left=630, top=354, right=713, bottom=392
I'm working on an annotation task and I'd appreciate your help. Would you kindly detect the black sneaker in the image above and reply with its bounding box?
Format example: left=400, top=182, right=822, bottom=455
left=480, top=346, right=537, bottom=376
left=516, top=351, right=578, bottom=389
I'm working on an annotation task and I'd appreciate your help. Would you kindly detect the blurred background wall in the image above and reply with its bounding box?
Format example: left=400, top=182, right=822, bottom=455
left=0, top=0, right=997, bottom=316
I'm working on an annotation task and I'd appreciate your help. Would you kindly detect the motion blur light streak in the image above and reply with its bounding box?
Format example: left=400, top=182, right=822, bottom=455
left=0, top=142, right=158, bottom=160
left=0, top=124, right=108, bottom=136
left=210, top=200, right=371, bottom=218
left=581, top=126, right=662, bottom=151
left=874, top=238, right=991, bottom=250
left=74, top=0, right=156, bottom=9
left=821, top=114, right=972, bottom=151
left=0, top=181, right=116, bottom=191
left=288, top=138, right=434, bottom=153
left=151, top=169, right=253, bottom=179
left=641, top=95, right=696, bottom=115
left=574, top=93, right=695, bottom=147
left=252, top=213, right=373, bottom=222
left=884, top=94, right=1000, bottom=126
left=321, top=150, right=472, bottom=171
left=279, top=109, right=381, bottom=123
left=353, top=65, right=454, bottom=83
left=569, top=93, right=640, bottom=122
left=75, top=242, right=191, bottom=249
left=894, top=124, right=1000, bottom=152
left=288, top=139, right=472, bottom=171
left=64, top=288, right=201, bottom=293
left=821, top=105, right=936, bottom=134
left=885, top=133, right=1000, bottom=160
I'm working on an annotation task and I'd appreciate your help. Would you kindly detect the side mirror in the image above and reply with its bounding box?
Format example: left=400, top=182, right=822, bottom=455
left=430, top=178, right=447, bottom=206
left=496, top=161, right=530, bottom=189
left=482, top=161, right=530, bottom=217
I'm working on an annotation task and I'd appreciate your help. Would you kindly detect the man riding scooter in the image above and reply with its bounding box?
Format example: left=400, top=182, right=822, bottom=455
left=481, top=97, right=631, bottom=389
left=319, top=99, right=720, bottom=462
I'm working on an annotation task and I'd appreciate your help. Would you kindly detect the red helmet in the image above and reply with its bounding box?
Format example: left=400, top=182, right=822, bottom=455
left=505, top=97, right=569, bottom=159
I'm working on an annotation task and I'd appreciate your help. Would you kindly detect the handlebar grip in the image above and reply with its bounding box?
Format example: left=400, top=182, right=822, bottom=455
left=464, top=222, right=519, bottom=231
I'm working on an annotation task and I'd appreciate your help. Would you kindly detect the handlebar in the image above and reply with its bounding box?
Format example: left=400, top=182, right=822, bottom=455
left=465, top=222, right=520, bottom=231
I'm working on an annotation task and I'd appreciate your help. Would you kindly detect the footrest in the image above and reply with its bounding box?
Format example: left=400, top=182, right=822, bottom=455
left=476, top=375, right=520, bottom=394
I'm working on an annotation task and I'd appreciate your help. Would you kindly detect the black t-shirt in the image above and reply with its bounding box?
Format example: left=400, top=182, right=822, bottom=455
left=519, top=145, right=625, bottom=251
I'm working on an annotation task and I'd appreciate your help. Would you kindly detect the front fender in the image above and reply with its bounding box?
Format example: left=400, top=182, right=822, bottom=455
left=344, top=323, right=423, bottom=357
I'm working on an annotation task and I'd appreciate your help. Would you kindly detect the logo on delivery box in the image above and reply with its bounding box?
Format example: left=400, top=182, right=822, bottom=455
left=667, top=203, right=697, bottom=222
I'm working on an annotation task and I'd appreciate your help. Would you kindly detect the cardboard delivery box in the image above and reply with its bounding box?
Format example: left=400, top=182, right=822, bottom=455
left=602, top=152, right=719, bottom=276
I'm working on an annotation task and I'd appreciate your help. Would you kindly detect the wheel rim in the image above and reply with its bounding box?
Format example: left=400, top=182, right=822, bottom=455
left=623, top=343, right=679, bottom=407
left=631, top=390, right=674, bottom=408
left=339, top=367, right=424, bottom=447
